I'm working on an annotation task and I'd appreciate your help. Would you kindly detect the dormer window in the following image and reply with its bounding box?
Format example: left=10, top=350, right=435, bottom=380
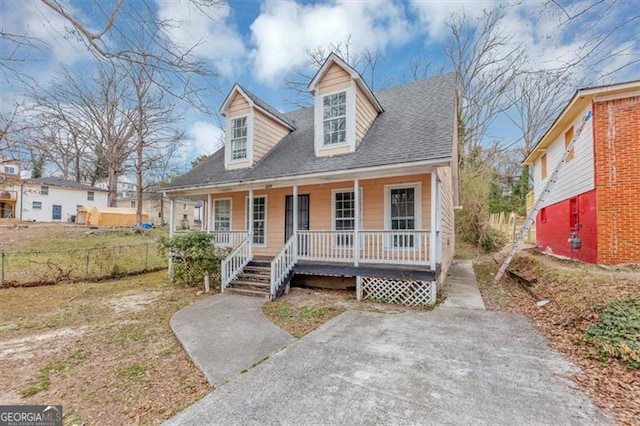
left=231, top=116, right=248, bottom=160
left=323, top=91, right=346, bottom=145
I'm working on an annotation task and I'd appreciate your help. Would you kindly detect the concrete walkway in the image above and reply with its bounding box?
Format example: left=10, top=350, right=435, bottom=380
left=170, top=293, right=295, bottom=387
left=166, top=308, right=611, bottom=425
left=442, top=259, right=486, bottom=310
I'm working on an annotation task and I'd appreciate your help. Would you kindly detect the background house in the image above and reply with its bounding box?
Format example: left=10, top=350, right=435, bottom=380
left=21, top=177, right=109, bottom=222
left=523, top=80, right=639, bottom=264
left=0, top=159, right=22, bottom=219
left=116, top=193, right=199, bottom=229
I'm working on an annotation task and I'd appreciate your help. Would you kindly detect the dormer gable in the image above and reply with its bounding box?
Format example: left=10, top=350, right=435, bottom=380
left=219, top=84, right=295, bottom=170
left=308, top=53, right=383, bottom=157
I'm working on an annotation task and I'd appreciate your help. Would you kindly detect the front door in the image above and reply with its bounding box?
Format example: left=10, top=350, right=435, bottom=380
left=52, top=204, right=62, bottom=221
left=284, top=194, right=309, bottom=241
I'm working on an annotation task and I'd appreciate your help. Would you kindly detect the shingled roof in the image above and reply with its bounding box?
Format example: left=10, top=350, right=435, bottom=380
left=26, top=177, right=108, bottom=192
left=167, top=72, right=456, bottom=191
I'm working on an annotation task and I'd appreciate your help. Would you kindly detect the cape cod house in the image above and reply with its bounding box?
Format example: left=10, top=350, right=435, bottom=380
left=523, top=80, right=640, bottom=264
left=164, top=54, right=459, bottom=305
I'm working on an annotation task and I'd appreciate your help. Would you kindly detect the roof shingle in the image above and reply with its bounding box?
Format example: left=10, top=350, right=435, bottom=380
left=168, top=73, right=456, bottom=190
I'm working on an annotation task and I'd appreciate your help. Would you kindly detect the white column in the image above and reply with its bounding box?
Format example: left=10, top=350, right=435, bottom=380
left=292, top=185, right=298, bottom=238
left=354, top=178, right=360, bottom=267
left=169, top=198, right=175, bottom=238
left=248, top=189, right=254, bottom=254
left=430, top=171, right=437, bottom=269
left=207, top=193, right=213, bottom=232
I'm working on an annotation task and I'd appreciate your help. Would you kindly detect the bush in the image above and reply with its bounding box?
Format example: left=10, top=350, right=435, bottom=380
left=158, top=232, right=229, bottom=286
left=582, top=297, right=640, bottom=369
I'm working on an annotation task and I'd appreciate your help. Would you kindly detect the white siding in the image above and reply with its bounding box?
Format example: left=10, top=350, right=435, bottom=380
left=20, top=185, right=109, bottom=222
left=436, top=166, right=455, bottom=280
left=533, top=105, right=594, bottom=207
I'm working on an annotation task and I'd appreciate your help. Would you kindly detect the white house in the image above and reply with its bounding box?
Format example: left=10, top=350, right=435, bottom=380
left=21, top=178, right=109, bottom=222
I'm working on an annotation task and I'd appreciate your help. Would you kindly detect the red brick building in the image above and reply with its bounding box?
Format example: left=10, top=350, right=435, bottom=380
left=523, top=80, right=640, bottom=265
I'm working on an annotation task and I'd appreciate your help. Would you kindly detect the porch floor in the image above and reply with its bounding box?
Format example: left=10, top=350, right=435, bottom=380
left=294, top=260, right=436, bottom=282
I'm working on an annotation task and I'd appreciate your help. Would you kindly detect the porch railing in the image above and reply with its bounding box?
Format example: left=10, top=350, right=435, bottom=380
left=211, top=230, right=248, bottom=248
left=296, top=230, right=430, bottom=266
left=359, top=230, right=430, bottom=265
left=270, top=234, right=297, bottom=300
left=297, top=230, right=355, bottom=263
left=220, top=233, right=251, bottom=291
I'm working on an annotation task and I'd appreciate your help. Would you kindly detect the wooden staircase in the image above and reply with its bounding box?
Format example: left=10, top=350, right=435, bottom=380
left=226, top=257, right=272, bottom=298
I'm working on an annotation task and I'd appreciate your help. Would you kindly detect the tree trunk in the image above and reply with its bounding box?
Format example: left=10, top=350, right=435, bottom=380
left=108, top=166, right=118, bottom=207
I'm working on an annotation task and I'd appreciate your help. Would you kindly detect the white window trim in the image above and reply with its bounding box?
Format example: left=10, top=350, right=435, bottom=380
left=245, top=195, right=267, bottom=247
left=40, top=186, right=49, bottom=196
left=213, top=198, right=233, bottom=231
left=383, top=182, right=422, bottom=251
left=225, top=111, right=254, bottom=167
left=314, top=84, right=356, bottom=156
left=330, top=188, right=363, bottom=231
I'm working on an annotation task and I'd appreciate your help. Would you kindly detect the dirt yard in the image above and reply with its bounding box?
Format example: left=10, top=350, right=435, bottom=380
left=0, top=271, right=210, bottom=424
left=474, top=248, right=640, bottom=425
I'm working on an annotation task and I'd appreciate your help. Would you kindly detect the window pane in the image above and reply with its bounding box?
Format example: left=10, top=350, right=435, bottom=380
left=322, top=92, right=347, bottom=146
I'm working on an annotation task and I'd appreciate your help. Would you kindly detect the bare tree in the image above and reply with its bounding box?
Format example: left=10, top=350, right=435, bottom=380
left=445, top=9, right=526, bottom=168
left=283, top=36, right=382, bottom=107
left=127, top=59, right=184, bottom=226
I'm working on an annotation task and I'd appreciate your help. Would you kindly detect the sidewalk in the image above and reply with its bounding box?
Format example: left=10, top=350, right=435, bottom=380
left=441, top=259, right=486, bottom=310
left=170, top=293, right=295, bottom=387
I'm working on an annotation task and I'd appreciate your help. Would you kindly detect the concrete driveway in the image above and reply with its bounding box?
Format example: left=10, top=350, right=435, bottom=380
left=166, top=307, right=610, bottom=425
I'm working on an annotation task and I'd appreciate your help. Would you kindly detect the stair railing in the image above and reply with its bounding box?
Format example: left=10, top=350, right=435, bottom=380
left=221, top=232, right=252, bottom=292
left=270, top=233, right=297, bottom=300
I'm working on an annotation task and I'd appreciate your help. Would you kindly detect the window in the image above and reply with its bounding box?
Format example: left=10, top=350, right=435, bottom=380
left=87, top=191, right=95, bottom=201
left=541, top=154, right=548, bottom=180
left=230, top=116, right=248, bottom=160
left=52, top=204, right=62, bottom=220
left=183, top=203, right=188, bottom=211
left=333, top=191, right=354, bottom=246
left=564, top=126, right=575, bottom=162
left=130, top=201, right=136, bottom=208
left=246, top=196, right=266, bottom=245
left=40, top=186, right=49, bottom=196
left=323, top=91, right=346, bottom=145
left=32, top=201, right=42, bottom=210
left=3, top=165, right=16, bottom=174
left=214, top=199, right=231, bottom=231
left=539, top=207, right=547, bottom=223
left=389, top=187, right=416, bottom=248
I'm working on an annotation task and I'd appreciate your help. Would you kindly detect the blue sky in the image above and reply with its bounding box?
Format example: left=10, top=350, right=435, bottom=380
left=2, top=0, right=638, bottom=168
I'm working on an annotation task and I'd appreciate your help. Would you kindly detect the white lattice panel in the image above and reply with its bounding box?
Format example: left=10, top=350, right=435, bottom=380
left=361, top=276, right=436, bottom=306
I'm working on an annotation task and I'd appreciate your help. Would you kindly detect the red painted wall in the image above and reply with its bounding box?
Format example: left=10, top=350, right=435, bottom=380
left=536, top=189, right=597, bottom=263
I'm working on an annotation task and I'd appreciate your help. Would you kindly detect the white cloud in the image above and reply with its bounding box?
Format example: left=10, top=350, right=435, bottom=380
left=249, top=0, right=414, bottom=84
left=409, top=0, right=498, bottom=40
left=156, top=0, right=246, bottom=76
left=183, top=121, right=224, bottom=160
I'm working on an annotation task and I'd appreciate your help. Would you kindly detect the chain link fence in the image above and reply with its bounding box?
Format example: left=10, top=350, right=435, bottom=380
left=0, top=242, right=167, bottom=287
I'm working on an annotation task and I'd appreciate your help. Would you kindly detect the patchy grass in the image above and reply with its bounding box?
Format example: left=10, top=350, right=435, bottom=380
left=475, top=250, right=640, bottom=424
left=454, top=236, right=482, bottom=260
left=263, top=300, right=344, bottom=338
left=0, top=271, right=210, bottom=424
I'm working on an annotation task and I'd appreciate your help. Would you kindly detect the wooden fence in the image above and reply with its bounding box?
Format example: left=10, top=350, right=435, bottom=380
left=489, top=211, right=536, bottom=244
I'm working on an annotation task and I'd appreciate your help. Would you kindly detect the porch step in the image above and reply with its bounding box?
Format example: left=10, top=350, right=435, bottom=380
left=243, top=265, right=271, bottom=274
left=237, top=272, right=270, bottom=280
left=231, top=279, right=270, bottom=288
left=225, top=287, right=269, bottom=298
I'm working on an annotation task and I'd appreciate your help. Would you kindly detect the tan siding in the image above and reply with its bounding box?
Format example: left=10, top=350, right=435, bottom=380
left=318, top=63, right=352, bottom=95
left=209, top=173, right=433, bottom=257
left=253, top=110, right=290, bottom=163
left=228, top=92, right=250, bottom=117
left=437, top=166, right=455, bottom=283
left=318, top=144, right=351, bottom=157
left=355, top=85, right=378, bottom=145
left=226, top=160, right=251, bottom=170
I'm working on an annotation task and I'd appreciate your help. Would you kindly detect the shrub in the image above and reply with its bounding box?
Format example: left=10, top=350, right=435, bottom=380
left=582, top=297, right=640, bottom=369
left=158, top=232, right=228, bottom=286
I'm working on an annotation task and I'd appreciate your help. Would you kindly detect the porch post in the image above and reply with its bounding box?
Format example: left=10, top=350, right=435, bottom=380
left=430, top=172, right=437, bottom=268
left=248, top=189, right=254, bottom=255
left=207, top=193, right=213, bottom=232
left=169, top=197, right=175, bottom=238
left=354, top=178, right=360, bottom=267
left=293, top=185, right=298, bottom=237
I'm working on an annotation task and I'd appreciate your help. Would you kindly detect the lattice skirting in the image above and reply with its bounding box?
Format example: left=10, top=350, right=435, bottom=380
left=359, top=276, right=436, bottom=306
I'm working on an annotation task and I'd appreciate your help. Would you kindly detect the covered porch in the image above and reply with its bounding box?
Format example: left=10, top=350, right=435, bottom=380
left=167, top=164, right=444, bottom=305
